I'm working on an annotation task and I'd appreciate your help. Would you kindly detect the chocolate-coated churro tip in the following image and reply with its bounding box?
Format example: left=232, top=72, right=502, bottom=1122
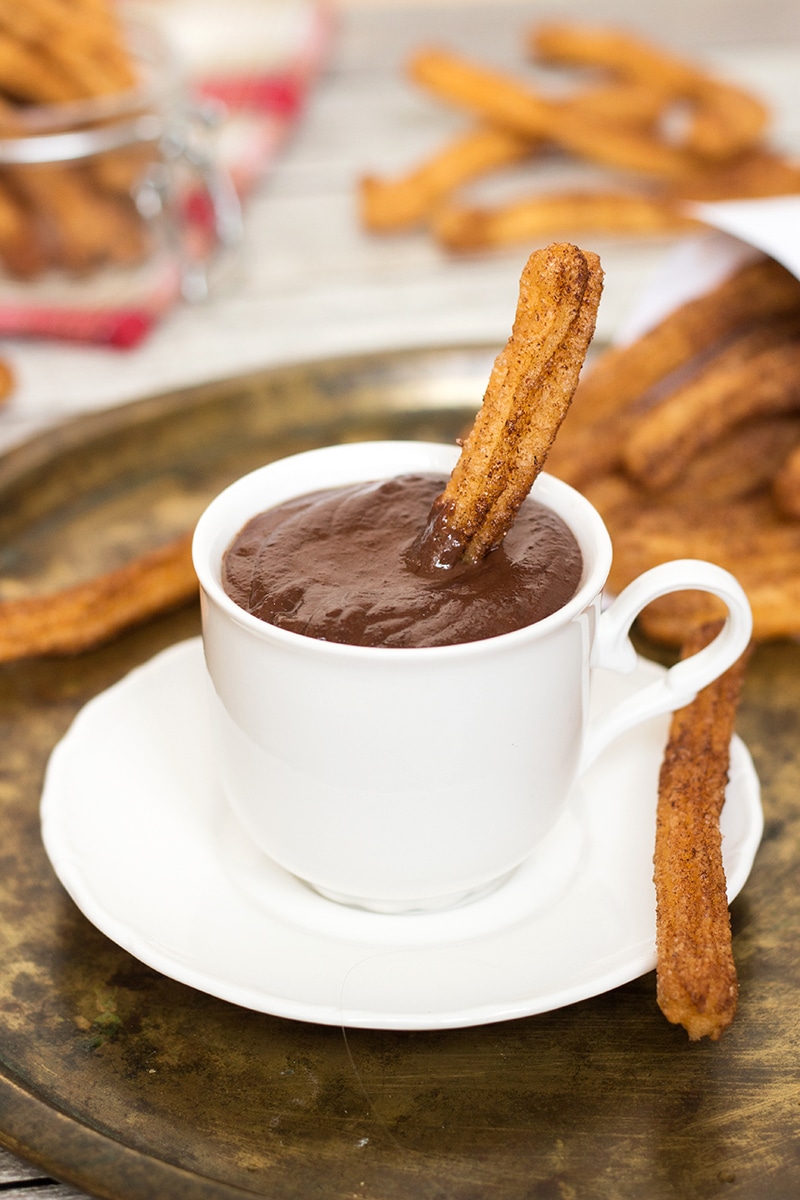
left=411, top=242, right=603, bottom=572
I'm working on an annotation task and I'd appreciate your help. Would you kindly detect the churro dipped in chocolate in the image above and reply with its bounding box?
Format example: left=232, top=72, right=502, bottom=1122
left=410, top=242, right=603, bottom=571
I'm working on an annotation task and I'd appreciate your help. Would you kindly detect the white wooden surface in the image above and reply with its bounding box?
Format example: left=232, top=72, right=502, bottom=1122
left=0, top=1, right=798, bottom=1195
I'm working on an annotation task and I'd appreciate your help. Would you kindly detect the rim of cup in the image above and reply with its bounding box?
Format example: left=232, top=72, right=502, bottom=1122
left=192, top=440, right=614, bottom=659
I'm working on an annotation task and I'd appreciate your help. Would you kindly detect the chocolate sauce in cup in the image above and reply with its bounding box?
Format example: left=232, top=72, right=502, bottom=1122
left=193, top=440, right=752, bottom=915
left=221, top=473, right=583, bottom=648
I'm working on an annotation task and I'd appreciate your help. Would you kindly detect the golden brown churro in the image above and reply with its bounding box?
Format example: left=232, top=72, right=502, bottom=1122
left=0, top=0, right=134, bottom=100
left=8, top=163, right=147, bottom=273
left=622, top=333, right=800, bottom=490
left=0, top=532, right=196, bottom=663
left=433, top=190, right=697, bottom=252
left=0, top=173, right=47, bottom=278
left=545, top=249, right=800, bottom=648
left=359, top=125, right=534, bottom=232
left=547, top=257, right=800, bottom=489
left=359, top=20, right=787, bottom=254
left=0, top=356, right=13, bottom=405
left=773, top=443, right=800, bottom=520
left=412, top=242, right=603, bottom=569
left=654, top=620, right=750, bottom=1041
left=654, top=416, right=800, bottom=507
left=665, top=150, right=800, bottom=202
left=408, top=46, right=698, bottom=179
left=586, top=478, right=800, bottom=644
left=358, top=78, right=671, bottom=234
left=530, top=21, right=769, bottom=160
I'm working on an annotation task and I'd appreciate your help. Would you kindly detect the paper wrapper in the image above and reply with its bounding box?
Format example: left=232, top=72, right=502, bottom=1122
left=616, top=195, right=800, bottom=344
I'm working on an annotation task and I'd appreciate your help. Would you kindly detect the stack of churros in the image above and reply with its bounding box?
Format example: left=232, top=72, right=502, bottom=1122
left=547, top=253, right=800, bottom=646
left=0, top=0, right=150, bottom=283
left=359, top=20, right=798, bottom=251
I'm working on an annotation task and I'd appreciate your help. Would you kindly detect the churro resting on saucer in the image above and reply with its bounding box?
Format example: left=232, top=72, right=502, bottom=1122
left=654, top=620, right=751, bottom=1040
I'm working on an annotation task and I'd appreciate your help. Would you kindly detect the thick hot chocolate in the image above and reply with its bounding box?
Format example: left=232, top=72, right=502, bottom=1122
left=221, top=473, right=583, bottom=648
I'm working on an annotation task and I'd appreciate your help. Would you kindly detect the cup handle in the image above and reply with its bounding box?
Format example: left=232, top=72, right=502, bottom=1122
left=580, top=559, right=752, bottom=773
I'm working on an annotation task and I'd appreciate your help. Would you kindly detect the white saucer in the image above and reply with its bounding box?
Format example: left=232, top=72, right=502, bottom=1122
left=40, top=638, right=763, bottom=1031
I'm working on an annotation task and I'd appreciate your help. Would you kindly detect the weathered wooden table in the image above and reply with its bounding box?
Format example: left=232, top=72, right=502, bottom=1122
left=1, top=2, right=799, bottom=1197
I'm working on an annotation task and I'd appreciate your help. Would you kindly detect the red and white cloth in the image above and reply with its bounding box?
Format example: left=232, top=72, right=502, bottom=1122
left=0, top=0, right=333, bottom=349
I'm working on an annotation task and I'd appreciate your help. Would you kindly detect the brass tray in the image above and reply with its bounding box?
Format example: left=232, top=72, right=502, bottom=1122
left=1, top=345, right=799, bottom=1200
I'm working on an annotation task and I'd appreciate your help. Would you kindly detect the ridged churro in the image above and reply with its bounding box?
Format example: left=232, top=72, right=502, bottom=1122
left=621, top=321, right=800, bottom=490
left=0, top=532, right=196, bottom=663
left=360, top=20, right=788, bottom=255
left=550, top=249, right=800, bottom=647
left=359, top=78, right=670, bottom=234
left=360, top=125, right=533, bottom=233
left=433, top=190, right=697, bottom=252
left=547, top=256, right=800, bottom=489
left=412, top=242, right=603, bottom=569
left=654, top=620, right=750, bottom=1040
left=408, top=46, right=698, bottom=179
left=585, top=479, right=800, bottom=644
left=773, top=443, right=800, bottom=520
left=0, top=0, right=134, bottom=101
left=530, top=21, right=769, bottom=160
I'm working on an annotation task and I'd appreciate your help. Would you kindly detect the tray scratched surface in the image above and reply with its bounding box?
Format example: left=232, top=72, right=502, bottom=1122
left=1, top=346, right=799, bottom=1200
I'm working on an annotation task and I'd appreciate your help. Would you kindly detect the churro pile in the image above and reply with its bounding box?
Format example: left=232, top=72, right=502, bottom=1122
left=546, top=254, right=800, bottom=645
left=359, top=20, right=798, bottom=251
left=0, top=0, right=150, bottom=281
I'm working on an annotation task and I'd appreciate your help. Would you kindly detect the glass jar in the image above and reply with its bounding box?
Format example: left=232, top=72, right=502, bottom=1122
left=0, top=15, right=242, bottom=344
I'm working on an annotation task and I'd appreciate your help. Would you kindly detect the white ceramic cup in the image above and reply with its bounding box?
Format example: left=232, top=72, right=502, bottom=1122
left=192, top=441, right=752, bottom=913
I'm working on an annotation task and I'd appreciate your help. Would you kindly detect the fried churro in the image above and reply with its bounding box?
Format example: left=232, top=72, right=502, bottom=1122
left=411, top=242, right=603, bottom=569
left=530, top=21, right=769, bottom=160
left=666, top=150, right=800, bottom=202
left=360, top=20, right=789, bottom=255
left=0, top=30, right=78, bottom=104
left=655, top=415, right=800, bottom=506
left=433, top=190, right=697, bottom=252
left=0, top=532, right=196, bottom=663
left=408, top=46, right=699, bottom=179
left=589, top=480, right=800, bottom=644
left=0, top=0, right=134, bottom=100
left=773, top=443, right=800, bottom=520
left=654, top=620, right=750, bottom=1041
left=8, top=162, right=148, bottom=273
left=547, top=256, right=800, bottom=489
left=546, top=245, right=800, bottom=648
left=360, top=76, right=672, bottom=235
left=622, top=333, right=800, bottom=490
left=0, top=355, right=13, bottom=405
left=359, top=125, right=534, bottom=232
left=0, top=173, right=46, bottom=278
